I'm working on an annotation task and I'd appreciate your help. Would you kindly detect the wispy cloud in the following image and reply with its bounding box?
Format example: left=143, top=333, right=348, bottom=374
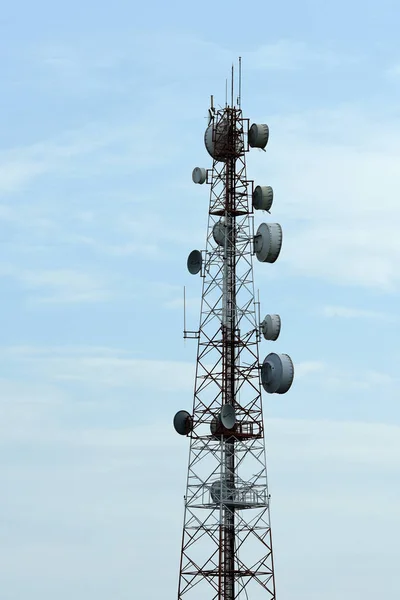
left=250, top=106, right=400, bottom=290
left=0, top=345, right=195, bottom=391
left=322, top=305, right=397, bottom=321
left=50, top=355, right=194, bottom=390
left=245, top=40, right=359, bottom=71
left=320, top=367, right=397, bottom=392
left=0, top=412, right=399, bottom=599
left=385, top=63, right=400, bottom=80
left=289, top=358, right=397, bottom=393
left=0, top=111, right=183, bottom=199
left=17, top=268, right=114, bottom=304
left=0, top=126, right=115, bottom=195
left=294, top=361, right=325, bottom=378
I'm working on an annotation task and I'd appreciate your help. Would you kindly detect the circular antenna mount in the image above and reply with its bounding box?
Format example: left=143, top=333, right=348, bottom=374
left=249, top=123, right=269, bottom=149
left=261, top=314, right=281, bottom=341
left=192, top=167, right=207, bottom=184
left=187, top=250, right=202, bottom=275
left=253, top=186, right=273, bottom=212
left=261, top=353, right=294, bottom=394
left=254, top=223, right=283, bottom=263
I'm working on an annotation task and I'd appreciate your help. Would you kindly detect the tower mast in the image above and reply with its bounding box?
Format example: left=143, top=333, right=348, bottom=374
left=174, top=63, right=294, bottom=600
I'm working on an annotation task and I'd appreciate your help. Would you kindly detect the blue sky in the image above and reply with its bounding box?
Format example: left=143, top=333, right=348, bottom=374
left=1, top=1, right=400, bottom=598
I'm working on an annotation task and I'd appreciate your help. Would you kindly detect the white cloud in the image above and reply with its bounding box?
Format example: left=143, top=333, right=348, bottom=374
left=322, top=305, right=397, bottom=321
left=245, top=40, right=359, bottom=71
left=0, top=377, right=66, bottom=405
left=267, top=417, right=400, bottom=471
left=249, top=106, right=400, bottom=290
left=0, top=112, right=183, bottom=200
left=0, top=127, right=113, bottom=195
left=294, top=360, right=325, bottom=378
left=34, top=36, right=359, bottom=91
left=50, top=355, right=194, bottom=390
left=0, top=412, right=399, bottom=599
left=17, top=268, right=114, bottom=304
left=385, top=63, right=400, bottom=79
left=0, top=345, right=195, bottom=391
left=0, top=159, right=47, bottom=193
left=280, top=357, right=397, bottom=393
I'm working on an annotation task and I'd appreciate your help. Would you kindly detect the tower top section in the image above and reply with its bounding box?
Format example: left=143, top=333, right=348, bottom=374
left=192, top=58, right=271, bottom=173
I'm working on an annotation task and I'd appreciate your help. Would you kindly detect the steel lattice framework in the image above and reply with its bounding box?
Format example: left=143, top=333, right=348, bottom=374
left=175, top=83, right=293, bottom=600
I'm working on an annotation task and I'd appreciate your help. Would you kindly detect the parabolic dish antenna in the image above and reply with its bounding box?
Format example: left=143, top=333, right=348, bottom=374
left=210, top=480, right=224, bottom=503
left=261, top=352, right=294, bottom=394
left=220, top=404, right=236, bottom=429
left=261, top=314, right=281, bottom=341
left=210, top=479, right=235, bottom=504
left=192, top=167, right=207, bottom=185
left=248, top=123, right=269, bottom=149
left=213, top=220, right=227, bottom=246
left=254, top=223, right=282, bottom=263
left=204, top=118, right=243, bottom=161
left=173, top=410, right=193, bottom=435
left=204, top=119, right=228, bottom=161
left=187, top=250, right=202, bottom=275
left=253, top=185, right=273, bottom=212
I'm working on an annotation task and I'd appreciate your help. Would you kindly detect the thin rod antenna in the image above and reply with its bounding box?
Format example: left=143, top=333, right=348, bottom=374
left=231, top=64, right=234, bottom=107
left=225, top=79, right=228, bottom=107
left=183, top=285, right=186, bottom=335
left=238, top=56, right=242, bottom=108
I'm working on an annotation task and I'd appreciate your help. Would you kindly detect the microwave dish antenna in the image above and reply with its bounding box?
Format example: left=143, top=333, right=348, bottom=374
left=187, top=250, right=202, bottom=275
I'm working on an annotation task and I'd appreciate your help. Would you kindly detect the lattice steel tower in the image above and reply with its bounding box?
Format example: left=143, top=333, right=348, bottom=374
left=173, top=62, right=294, bottom=600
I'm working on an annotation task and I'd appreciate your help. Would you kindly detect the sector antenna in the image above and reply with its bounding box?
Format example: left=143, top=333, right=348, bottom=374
left=173, top=60, right=294, bottom=600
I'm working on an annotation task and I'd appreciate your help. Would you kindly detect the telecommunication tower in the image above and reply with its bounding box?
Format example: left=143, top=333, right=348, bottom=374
left=173, top=60, right=294, bottom=600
